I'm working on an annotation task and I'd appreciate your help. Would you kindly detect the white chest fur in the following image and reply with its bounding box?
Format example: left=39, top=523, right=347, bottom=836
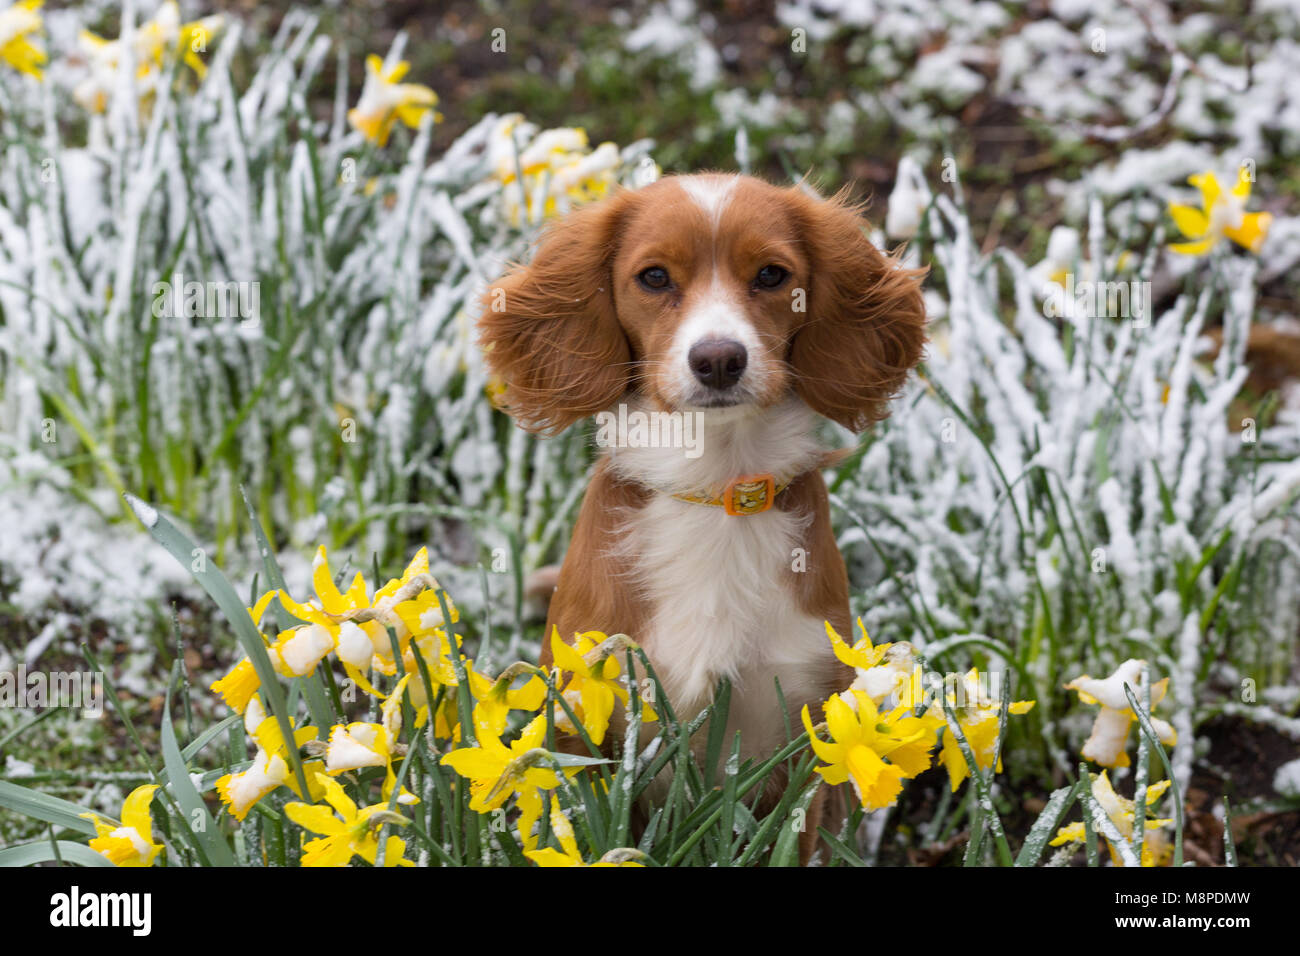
left=605, top=398, right=838, bottom=758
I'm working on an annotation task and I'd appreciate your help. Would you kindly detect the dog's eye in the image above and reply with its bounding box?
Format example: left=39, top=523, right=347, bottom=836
left=637, top=267, right=671, bottom=291
left=755, top=265, right=788, bottom=289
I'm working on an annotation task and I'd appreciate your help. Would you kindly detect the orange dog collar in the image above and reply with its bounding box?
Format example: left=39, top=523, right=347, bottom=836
left=671, top=473, right=791, bottom=516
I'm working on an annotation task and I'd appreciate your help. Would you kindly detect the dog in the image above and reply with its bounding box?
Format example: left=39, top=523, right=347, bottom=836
left=479, top=172, right=927, bottom=860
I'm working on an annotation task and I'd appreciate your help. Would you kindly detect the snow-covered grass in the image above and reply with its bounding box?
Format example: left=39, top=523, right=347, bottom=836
left=0, top=8, right=645, bottom=643
left=0, top=1, right=1297, bottom=867
left=841, top=191, right=1300, bottom=799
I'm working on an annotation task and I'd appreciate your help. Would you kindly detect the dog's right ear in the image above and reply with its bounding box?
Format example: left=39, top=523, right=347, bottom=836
left=478, top=191, right=634, bottom=435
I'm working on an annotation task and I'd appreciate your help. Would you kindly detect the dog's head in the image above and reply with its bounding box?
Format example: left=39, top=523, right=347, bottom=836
left=478, top=173, right=927, bottom=434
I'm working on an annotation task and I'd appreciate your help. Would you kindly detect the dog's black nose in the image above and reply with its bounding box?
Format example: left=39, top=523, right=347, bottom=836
left=689, top=339, right=747, bottom=389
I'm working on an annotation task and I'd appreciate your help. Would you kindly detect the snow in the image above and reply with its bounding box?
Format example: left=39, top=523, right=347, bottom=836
left=624, top=0, right=721, bottom=92
left=124, top=494, right=159, bottom=529
left=1274, top=759, right=1300, bottom=799
left=4, top=755, right=36, bottom=778
left=0, top=455, right=193, bottom=671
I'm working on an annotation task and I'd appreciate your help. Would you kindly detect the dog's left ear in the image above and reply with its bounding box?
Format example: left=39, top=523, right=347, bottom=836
left=787, top=188, right=928, bottom=432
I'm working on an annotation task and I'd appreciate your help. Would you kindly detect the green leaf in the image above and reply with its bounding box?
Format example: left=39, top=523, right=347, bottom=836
left=0, top=841, right=116, bottom=867
left=0, top=780, right=98, bottom=836
left=735, top=753, right=817, bottom=866
left=240, top=485, right=334, bottom=733
left=770, top=777, right=822, bottom=867
left=124, top=492, right=312, bottom=800
left=546, top=753, right=614, bottom=768
left=815, top=824, right=867, bottom=867
left=703, top=678, right=732, bottom=790
left=0, top=705, right=66, bottom=751
left=1078, top=769, right=1140, bottom=867
left=941, top=694, right=1014, bottom=867
left=1123, top=682, right=1185, bottom=866
left=608, top=649, right=645, bottom=850
left=1015, top=781, right=1080, bottom=867
left=717, top=732, right=742, bottom=866
left=182, top=714, right=240, bottom=763
left=161, top=679, right=236, bottom=866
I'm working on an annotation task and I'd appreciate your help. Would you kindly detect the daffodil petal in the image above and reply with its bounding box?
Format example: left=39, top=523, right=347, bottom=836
left=1190, top=172, right=1221, bottom=211
left=120, top=785, right=158, bottom=835
left=1169, top=237, right=1215, bottom=256
left=1168, top=203, right=1209, bottom=239
left=1224, top=212, right=1271, bottom=254
left=284, top=802, right=346, bottom=836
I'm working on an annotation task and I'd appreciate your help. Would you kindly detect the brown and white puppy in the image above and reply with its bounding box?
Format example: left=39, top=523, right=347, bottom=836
left=479, top=173, right=926, bottom=858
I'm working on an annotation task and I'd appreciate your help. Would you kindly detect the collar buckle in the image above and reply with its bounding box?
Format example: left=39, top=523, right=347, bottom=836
left=722, top=473, right=776, bottom=516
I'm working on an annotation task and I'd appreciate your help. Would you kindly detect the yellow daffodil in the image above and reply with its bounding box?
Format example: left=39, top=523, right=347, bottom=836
left=347, top=54, right=439, bottom=147
left=242, top=694, right=267, bottom=735
left=470, top=662, right=547, bottom=740
left=216, top=714, right=323, bottom=821
left=209, top=590, right=277, bottom=713
left=397, top=635, right=480, bottom=741
left=824, top=620, right=927, bottom=710
left=825, top=619, right=892, bottom=672
left=176, top=12, right=221, bottom=78
left=524, top=796, right=644, bottom=867
left=1027, top=226, right=1086, bottom=294
left=73, top=30, right=116, bottom=113
left=277, top=545, right=373, bottom=634
left=131, top=1, right=179, bottom=66
left=439, top=714, right=566, bottom=812
left=73, top=1, right=221, bottom=113
left=933, top=668, right=1035, bottom=791
left=1169, top=168, right=1271, bottom=256
left=388, top=596, right=462, bottom=675
left=130, top=1, right=220, bottom=71
left=275, top=545, right=458, bottom=694
left=1065, top=659, right=1176, bottom=768
left=415, top=687, right=468, bottom=740
left=802, top=690, right=939, bottom=811
left=335, top=619, right=378, bottom=671
left=284, top=772, right=414, bottom=867
left=217, top=591, right=340, bottom=689
left=210, top=657, right=260, bottom=713
left=323, top=724, right=417, bottom=807
left=1050, top=770, right=1174, bottom=867
left=279, top=548, right=379, bottom=691
left=271, top=622, right=335, bottom=677
left=322, top=676, right=417, bottom=805
left=551, top=629, right=657, bottom=746
left=852, top=641, right=923, bottom=708
left=407, top=667, right=465, bottom=738
left=80, top=784, right=163, bottom=867
left=381, top=673, right=408, bottom=737
left=440, top=714, right=578, bottom=849
left=325, top=722, right=388, bottom=773
left=549, top=141, right=620, bottom=201
left=0, top=0, right=45, bottom=79
left=489, top=114, right=623, bottom=225
left=216, top=748, right=291, bottom=821
left=250, top=711, right=319, bottom=768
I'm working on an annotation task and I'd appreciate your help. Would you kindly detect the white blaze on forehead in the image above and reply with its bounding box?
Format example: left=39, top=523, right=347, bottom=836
left=679, top=175, right=739, bottom=236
